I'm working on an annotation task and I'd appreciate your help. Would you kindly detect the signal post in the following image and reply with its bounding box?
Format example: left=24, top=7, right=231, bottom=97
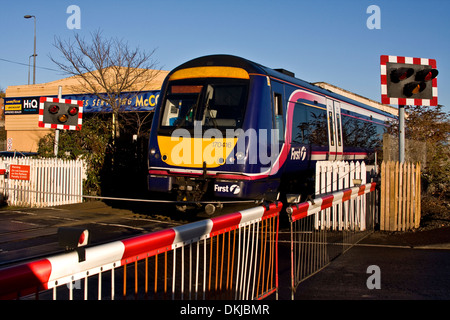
left=38, top=87, right=83, bottom=156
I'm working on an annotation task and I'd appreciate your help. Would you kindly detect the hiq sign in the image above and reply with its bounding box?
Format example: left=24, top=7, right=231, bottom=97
left=4, top=97, right=40, bottom=115
left=23, top=98, right=39, bottom=111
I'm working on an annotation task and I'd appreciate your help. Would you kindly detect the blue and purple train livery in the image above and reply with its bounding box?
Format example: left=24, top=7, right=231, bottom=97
left=147, top=55, right=395, bottom=208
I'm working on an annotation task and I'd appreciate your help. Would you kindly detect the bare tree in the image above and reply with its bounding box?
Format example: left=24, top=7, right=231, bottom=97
left=50, top=30, right=160, bottom=139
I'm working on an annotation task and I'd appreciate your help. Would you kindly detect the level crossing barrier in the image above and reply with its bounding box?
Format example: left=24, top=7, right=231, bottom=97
left=0, top=202, right=281, bottom=300
left=286, top=182, right=378, bottom=299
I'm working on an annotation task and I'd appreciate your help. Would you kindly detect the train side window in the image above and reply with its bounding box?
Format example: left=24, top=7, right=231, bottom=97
left=328, top=111, right=335, bottom=147
left=292, top=103, right=327, bottom=147
left=336, top=113, right=342, bottom=147
left=274, top=93, right=285, bottom=143
left=341, top=111, right=384, bottom=149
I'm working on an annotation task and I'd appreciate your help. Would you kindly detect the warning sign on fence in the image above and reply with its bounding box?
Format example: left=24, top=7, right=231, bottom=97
left=9, top=165, right=30, bottom=181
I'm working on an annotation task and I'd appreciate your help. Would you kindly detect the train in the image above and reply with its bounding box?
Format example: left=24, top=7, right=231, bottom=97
left=147, top=55, right=395, bottom=212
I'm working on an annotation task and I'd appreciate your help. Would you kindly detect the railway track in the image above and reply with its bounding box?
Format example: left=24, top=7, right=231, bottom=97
left=0, top=200, right=190, bottom=268
left=0, top=199, right=259, bottom=268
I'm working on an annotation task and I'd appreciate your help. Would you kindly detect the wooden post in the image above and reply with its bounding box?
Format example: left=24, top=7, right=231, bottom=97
left=380, top=161, right=386, bottom=231
left=415, top=163, right=421, bottom=228
left=393, top=161, right=399, bottom=231
left=399, top=162, right=403, bottom=231
left=406, top=163, right=412, bottom=230
left=379, top=160, right=422, bottom=231
left=388, top=161, right=395, bottom=231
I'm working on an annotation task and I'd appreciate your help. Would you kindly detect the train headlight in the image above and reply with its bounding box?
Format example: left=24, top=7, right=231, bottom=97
left=150, top=148, right=160, bottom=159
left=236, top=152, right=245, bottom=162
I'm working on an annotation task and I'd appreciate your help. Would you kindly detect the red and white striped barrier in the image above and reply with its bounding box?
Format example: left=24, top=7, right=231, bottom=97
left=0, top=202, right=281, bottom=300
left=287, top=182, right=377, bottom=222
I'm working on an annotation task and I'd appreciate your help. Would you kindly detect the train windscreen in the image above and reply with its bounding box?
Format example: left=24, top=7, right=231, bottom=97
left=159, top=79, right=248, bottom=134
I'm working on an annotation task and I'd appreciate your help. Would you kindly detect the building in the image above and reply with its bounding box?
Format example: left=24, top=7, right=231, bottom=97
left=4, top=68, right=169, bottom=152
left=0, top=96, right=4, bottom=151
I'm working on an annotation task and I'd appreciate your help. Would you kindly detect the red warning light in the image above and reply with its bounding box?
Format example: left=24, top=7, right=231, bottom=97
left=68, top=106, right=78, bottom=116
left=390, top=68, right=414, bottom=83
left=49, top=105, right=60, bottom=114
left=415, top=69, right=438, bottom=82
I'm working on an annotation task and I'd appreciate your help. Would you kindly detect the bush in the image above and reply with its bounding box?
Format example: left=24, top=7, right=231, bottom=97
left=423, top=142, right=450, bottom=200
left=37, top=116, right=112, bottom=195
left=386, top=105, right=450, bottom=218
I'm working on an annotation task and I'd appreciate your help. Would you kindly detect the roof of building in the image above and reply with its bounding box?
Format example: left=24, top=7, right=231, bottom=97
left=313, top=82, right=398, bottom=116
left=5, top=67, right=169, bottom=98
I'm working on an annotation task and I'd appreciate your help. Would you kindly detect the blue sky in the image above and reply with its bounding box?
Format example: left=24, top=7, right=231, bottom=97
left=1, top=0, right=449, bottom=114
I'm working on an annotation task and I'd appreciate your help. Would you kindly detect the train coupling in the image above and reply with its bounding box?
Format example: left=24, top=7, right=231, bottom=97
left=204, top=202, right=223, bottom=216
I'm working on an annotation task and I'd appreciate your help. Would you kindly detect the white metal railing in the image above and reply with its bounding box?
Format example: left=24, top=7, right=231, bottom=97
left=287, top=182, right=378, bottom=299
left=315, top=161, right=371, bottom=231
left=0, top=157, right=86, bottom=207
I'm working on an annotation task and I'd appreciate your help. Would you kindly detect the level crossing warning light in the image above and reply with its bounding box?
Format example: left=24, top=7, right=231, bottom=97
left=39, top=97, right=83, bottom=130
left=380, top=55, right=438, bottom=106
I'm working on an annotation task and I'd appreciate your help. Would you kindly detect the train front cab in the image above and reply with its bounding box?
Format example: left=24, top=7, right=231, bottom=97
left=147, top=56, right=282, bottom=207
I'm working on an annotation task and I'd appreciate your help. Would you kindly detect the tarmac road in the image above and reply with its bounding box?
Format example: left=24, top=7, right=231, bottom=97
left=277, top=227, right=450, bottom=300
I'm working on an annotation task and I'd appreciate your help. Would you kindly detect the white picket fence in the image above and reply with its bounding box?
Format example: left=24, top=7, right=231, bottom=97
left=315, top=161, right=371, bottom=231
left=0, top=157, right=86, bottom=207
